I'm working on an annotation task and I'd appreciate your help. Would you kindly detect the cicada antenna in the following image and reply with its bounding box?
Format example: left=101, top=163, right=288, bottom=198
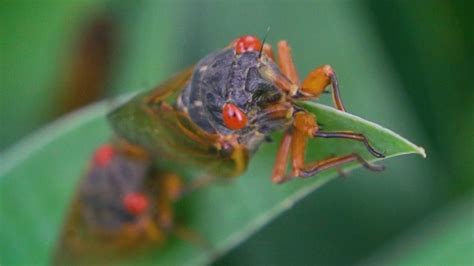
left=258, top=26, right=271, bottom=59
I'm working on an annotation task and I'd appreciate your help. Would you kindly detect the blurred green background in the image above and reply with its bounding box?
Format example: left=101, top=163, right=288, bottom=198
left=1, top=0, right=473, bottom=265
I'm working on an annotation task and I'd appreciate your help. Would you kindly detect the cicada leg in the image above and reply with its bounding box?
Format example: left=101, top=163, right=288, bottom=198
left=276, top=40, right=346, bottom=112
left=294, top=153, right=384, bottom=179
left=277, top=40, right=300, bottom=85
left=262, top=43, right=275, bottom=61
left=314, top=131, right=385, bottom=158
left=147, top=169, right=206, bottom=231
left=154, top=172, right=214, bottom=253
left=271, top=132, right=292, bottom=183
left=301, top=64, right=346, bottom=111
left=271, top=112, right=384, bottom=184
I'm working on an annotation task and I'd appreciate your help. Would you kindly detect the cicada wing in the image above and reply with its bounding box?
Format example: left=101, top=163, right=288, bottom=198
left=144, top=66, right=194, bottom=104
left=108, top=65, right=250, bottom=179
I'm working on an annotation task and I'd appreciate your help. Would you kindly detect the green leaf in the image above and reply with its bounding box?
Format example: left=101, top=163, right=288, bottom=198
left=0, top=95, right=424, bottom=265
left=362, top=194, right=474, bottom=266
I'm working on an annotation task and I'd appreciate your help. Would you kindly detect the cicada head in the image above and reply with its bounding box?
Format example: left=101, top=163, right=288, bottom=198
left=178, top=35, right=296, bottom=153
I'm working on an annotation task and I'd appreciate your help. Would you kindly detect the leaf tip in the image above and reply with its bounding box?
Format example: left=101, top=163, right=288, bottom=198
left=418, top=146, right=427, bottom=158
left=406, top=143, right=426, bottom=158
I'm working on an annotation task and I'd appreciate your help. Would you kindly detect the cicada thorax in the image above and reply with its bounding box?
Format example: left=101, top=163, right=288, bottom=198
left=55, top=143, right=183, bottom=264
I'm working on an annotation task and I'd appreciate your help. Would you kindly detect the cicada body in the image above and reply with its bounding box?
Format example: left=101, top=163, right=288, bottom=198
left=109, top=35, right=384, bottom=182
left=56, top=35, right=385, bottom=263
left=55, top=143, right=183, bottom=264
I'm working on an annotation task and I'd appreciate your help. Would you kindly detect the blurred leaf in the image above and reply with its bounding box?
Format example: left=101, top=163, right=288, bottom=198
left=362, top=194, right=474, bottom=265
left=367, top=0, right=474, bottom=194
left=0, top=93, right=423, bottom=265
left=0, top=1, right=109, bottom=150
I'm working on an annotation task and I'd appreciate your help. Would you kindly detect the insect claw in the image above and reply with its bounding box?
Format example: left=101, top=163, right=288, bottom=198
left=362, top=139, right=385, bottom=158
left=361, top=158, right=385, bottom=172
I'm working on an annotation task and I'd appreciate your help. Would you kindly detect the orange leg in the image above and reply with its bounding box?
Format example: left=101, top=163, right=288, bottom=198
left=277, top=40, right=300, bottom=85
left=159, top=172, right=184, bottom=201
left=271, top=132, right=292, bottom=183
left=155, top=173, right=214, bottom=253
left=262, top=43, right=275, bottom=61
left=301, top=65, right=346, bottom=111
left=272, top=112, right=384, bottom=184
left=276, top=41, right=345, bottom=111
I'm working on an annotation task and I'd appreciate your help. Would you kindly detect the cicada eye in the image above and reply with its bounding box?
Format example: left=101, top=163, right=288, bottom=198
left=233, top=35, right=262, bottom=54
left=92, top=144, right=115, bottom=167
left=222, top=103, right=248, bottom=130
left=123, top=192, right=149, bottom=215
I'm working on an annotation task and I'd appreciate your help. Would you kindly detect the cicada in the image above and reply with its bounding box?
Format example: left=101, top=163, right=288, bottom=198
left=55, top=35, right=384, bottom=264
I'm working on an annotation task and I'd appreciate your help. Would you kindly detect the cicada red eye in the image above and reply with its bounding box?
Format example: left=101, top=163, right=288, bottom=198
left=222, top=103, right=248, bottom=130
left=233, top=35, right=262, bottom=54
left=123, top=192, right=149, bottom=215
left=92, top=144, right=115, bottom=167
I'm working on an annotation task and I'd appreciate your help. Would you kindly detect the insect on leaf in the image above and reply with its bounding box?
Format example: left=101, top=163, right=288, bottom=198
left=0, top=95, right=425, bottom=265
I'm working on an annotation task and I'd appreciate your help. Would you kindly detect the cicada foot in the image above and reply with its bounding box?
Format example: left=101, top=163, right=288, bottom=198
left=271, top=112, right=384, bottom=184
